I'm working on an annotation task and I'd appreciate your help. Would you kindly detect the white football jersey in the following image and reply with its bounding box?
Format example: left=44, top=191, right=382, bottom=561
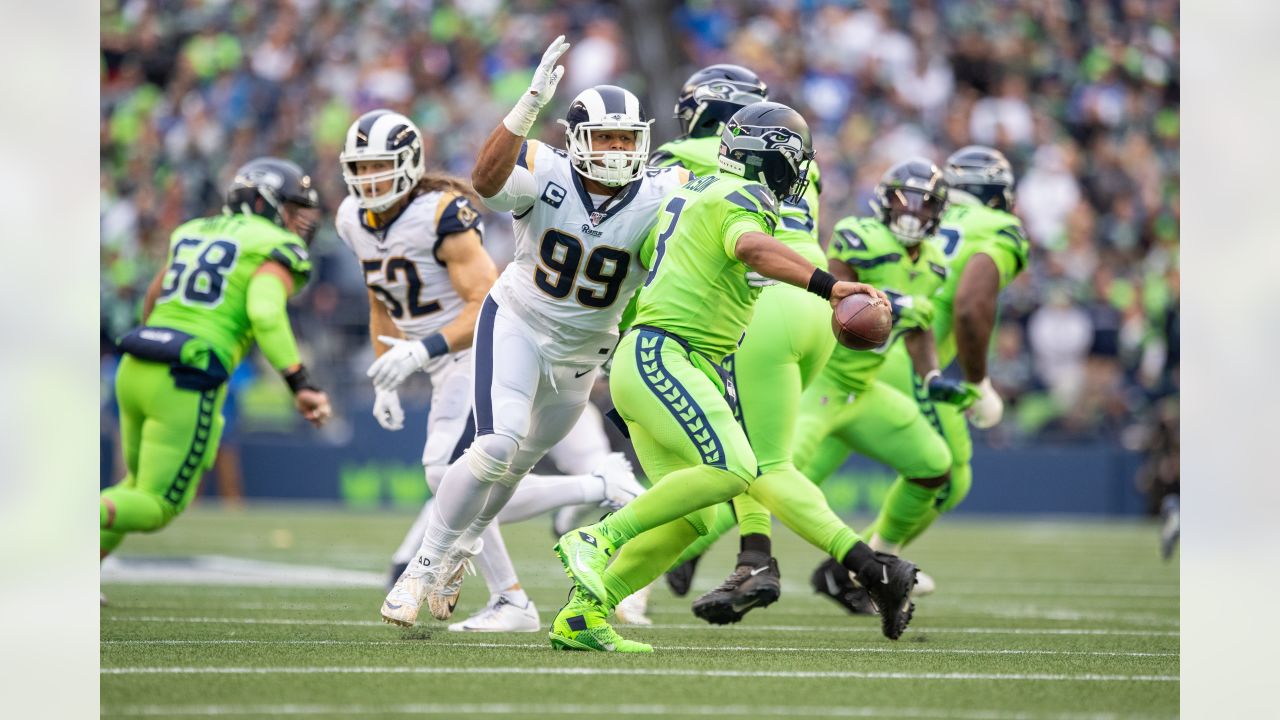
left=336, top=190, right=484, bottom=341
left=488, top=140, right=691, bottom=364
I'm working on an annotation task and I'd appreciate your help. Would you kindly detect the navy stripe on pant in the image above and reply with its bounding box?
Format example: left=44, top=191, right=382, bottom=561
left=473, top=296, right=499, bottom=436
left=634, top=330, right=726, bottom=469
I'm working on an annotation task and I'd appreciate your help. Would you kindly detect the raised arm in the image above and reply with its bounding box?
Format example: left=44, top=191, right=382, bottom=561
left=471, top=36, right=569, bottom=200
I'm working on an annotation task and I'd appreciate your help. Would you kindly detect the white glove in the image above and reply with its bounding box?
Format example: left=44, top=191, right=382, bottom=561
left=745, top=270, right=779, bottom=288
left=367, top=335, right=430, bottom=392
left=373, top=387, right=405, bottom=431
left=503, top=35, right=570, bottom=136
left=966, top=377, right=1004, bottom=429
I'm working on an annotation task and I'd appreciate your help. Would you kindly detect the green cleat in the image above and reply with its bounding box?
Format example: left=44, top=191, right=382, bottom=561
left=549, top=588, right=652, bottom=653
left=553, top=525, right=615, bottom=604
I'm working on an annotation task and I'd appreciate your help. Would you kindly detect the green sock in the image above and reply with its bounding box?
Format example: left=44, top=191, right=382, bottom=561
left=598, top=465, right=747, bottom=547
left=872, top=479, right=943, bottom=546
left=604, top=519, right=701, bottom=610
left=748, top=465, right=859, bottom=560
left=671, top=502, right=736, bottom=568
left=733, top=492, right=772, bottom=537
left=899, top=463, right=973, bottom=546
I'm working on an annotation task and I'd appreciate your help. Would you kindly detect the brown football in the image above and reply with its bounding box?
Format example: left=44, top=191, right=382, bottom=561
left=832, top=293, right=893, bottom=350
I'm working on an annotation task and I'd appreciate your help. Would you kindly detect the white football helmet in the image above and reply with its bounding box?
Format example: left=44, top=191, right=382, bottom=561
left=559, top=85, right=651, bottom=187
left=340, top=110, right=425, bottom=212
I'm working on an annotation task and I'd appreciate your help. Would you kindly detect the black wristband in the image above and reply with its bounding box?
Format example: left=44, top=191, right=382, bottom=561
left=283, top=365, right=321, bottom=395
left=806, top=268, right=837, bottom=300
left=420, top=332, right=450, bottom=359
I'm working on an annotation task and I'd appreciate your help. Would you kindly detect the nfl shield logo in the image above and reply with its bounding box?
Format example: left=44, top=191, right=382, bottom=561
left=590, top=211, right=606, bottom=226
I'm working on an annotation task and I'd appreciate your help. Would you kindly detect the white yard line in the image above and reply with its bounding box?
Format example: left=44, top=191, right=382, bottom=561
left=103, top=615, right=1181, bottom=636
left=100, top=702, right=1172, bottom=719
left=101, top=666, right=1178, bottom=682
left=100, top=638, right=1177, bottom=658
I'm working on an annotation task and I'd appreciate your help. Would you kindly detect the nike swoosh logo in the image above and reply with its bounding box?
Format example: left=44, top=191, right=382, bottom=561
left=384, top=601, right=402, bottom=610
left=731, top=598, right=760, bottom=612
left=749, top=566, right=769, bottom=576
left=574, top=547, right=593, bottom=576
left=881, top=565, right=889, bottom=586
left=574, top=368, right=594, bottom=378
left=823, top=572, right=841, bottom=596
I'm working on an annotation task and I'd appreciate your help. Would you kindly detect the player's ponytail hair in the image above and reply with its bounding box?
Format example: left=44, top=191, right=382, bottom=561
left=413, top=172, right=481, bottom=206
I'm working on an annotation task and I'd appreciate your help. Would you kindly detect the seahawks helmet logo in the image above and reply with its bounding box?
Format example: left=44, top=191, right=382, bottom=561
left=760, top=129, right=804, bottom=158
left=694, top=81, right=765, bottom=105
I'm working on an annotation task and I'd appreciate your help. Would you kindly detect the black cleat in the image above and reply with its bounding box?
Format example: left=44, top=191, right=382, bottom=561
left=665, top=554, right=702, bottom=597
left=691, top=553, right=781, bottom=625
left=857, top=552, right=918, bottom=640
left=811, top=557, right=876, bottom=615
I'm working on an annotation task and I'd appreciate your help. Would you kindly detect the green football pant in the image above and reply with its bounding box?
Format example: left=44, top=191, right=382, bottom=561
left=794, top=374, right=952, bottom=546
left=673, top=282, right=857, bottom=565
left=101, top=356, right=227, bottom=556
left=598, top=329, right=756, bottom=547
left=870, top=344, right=975, bottom=545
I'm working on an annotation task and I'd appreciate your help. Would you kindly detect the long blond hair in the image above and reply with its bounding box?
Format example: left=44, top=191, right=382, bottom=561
left=413, top=172, right=480, bottom=206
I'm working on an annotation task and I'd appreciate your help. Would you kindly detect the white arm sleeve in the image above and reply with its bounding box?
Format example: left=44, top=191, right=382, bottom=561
left=478, top=165, right=537, bottom=214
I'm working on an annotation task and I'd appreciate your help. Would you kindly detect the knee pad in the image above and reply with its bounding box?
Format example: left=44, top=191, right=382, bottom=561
left=424, top=465, right=448, bottom=493
left=465, top=434, right=518, bottom=484
left=912, top=436, right=953, bottom=480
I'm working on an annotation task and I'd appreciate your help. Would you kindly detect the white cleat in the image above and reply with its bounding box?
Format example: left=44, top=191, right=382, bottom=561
left=911, top=570, right=936, bottom=598
left=448, top=594, right=540, bottom=633
left=613, top=583, right=653, bottom=626
left=382, top=567, right=439, bottom=627
left=594, top=452, right=644, bottom=510
left=428, top=540, right=482, bottom=621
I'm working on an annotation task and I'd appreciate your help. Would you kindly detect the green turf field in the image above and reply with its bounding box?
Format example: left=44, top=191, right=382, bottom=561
left=100, top=505, right=1179, bottom=719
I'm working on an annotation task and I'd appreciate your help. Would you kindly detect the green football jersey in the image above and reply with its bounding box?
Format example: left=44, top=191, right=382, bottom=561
left=633, top=173, right=781, bottom=362
left=652, top=135, right=825, bottom=267
left=148, top=212, right=312, bottom=369
left=821, top=216, right=949, bottom=392
left=931, top=202, right=1029, bottom=365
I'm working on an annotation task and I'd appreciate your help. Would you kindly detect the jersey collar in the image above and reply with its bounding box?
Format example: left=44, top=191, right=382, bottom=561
left=359, top=198, right=413, bottom=240
left=571, top=170, right=644, bottom=226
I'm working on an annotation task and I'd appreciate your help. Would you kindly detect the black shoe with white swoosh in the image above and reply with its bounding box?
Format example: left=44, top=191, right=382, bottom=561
left=858, top=552, right=918, bottom=640
left=691, top=552, right=781, bottom=625
left=810, top=557, right=876, bottom=615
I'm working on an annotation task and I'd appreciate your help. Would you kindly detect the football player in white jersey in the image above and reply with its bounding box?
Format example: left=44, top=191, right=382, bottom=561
left=380, top=36, right=689, bottom=628
left=336, top=109, right=646, bottom=631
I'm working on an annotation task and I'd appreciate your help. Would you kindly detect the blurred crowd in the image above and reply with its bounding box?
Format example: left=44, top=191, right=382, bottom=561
left=101, top=0, right=1178, bottom=455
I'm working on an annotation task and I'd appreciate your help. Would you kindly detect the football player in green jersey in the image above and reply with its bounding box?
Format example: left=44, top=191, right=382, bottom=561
left=649, top=63, right=769, bottom=175
left=100, top=159, right=331, bottom=582
left=649, top=63, right=834, bottom=622
left=550, top=103, right=918, bottom=652
left=811, top=147, right=1030, bottom=612
left=792, top=159, right=983, bottom=610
